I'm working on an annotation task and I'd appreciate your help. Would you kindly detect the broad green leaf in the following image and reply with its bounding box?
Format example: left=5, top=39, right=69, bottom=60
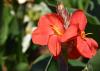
left=89, top=1, right=94, bottom=10
left=33, top=54, right=50, bottom=64
left=0, top=48, right=5, bottom=65
left=62, top=0, right=71, bottom=7
left=67, top=8, right=76, bottom=14
left=97, top=0, right=100, bottom=5
left=31, top=56, right=50, bottom=71
left=68, top=60, right=86, bottom=71
left=86, top=13, right=100, bottom=25
left=84, top=0, right=91, bottom=10
left=9, top=17, right=19, bottom=36
left=83, top=49, right=100, bottom=71
left=68, top=60, right=86, bottom=67
left=47, top=57, right=59, bottom=71
left=70, top=0, right=78, bottom=7
left=78, top=0, right=84, bottom=10
left=0, top=65, right=1, bottom=71
left=0, top=6, right=13, bottom=45
left=31, top=56, right=59, bottom=71
left=45, top=0, right=57, bottom=7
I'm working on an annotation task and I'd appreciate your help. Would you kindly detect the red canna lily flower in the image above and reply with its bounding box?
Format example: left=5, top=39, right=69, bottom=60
left=68, top=10, right=98, bottom=58
left=32, top=13, right=77, bottom=57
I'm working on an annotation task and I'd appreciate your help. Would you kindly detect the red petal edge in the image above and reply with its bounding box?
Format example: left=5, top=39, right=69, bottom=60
left=77, top=36, right=93, bottom=58
left=60, top=25, right=77, bottom=42
left=38, top=13, right=64, bottom=33
left=70, top=10, right=87, bottom=31
left=32, top=28, right=53, bottom=45
left=85, top=38, right=98, bottom=56
left=48, top=35, right=61, bottom=58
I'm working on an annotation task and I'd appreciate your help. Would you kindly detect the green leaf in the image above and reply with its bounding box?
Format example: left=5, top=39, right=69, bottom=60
left=68, top=60, right=86, bottom=71
left=68, top=60, right=86, bottom=67
left=31, top=56, right=50, bottom=71
left=97, top=0, right=100, bottom=5
left=62, top=0, right=71, bottom=7
left=33, top=54, right=50, bottom=64
left=86, top=13, right=100, bottom=25
left=9, top=17, right=19, bottom=36
left=31, top=56, right=59, bottom=71
left=78, top=0, right=84, bottom=10
left=47, top=58, right=59, bottom=71
left=0, top=6, right=13, bottom=45
left=67, top=8, right=76, bottom=14
left=0, top=48, right=5, bottom=65
left=83, top=49, right=100, bottom=71
left=16, top=62, right=29, bottom=71
left=70, top=0, right=78, bottom=7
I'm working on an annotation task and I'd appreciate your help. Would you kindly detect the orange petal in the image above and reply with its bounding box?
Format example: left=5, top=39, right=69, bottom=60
left=60, top=25, right=77, bottom=42
left=48, top=35, right=61, bottom=57
left=70, top=10, right=87, bottom=31
left=77, top=36, right=92, bottom=58
left=32, top=27, right=54, bottom=45
left=38, top=13, right=64, bottom=33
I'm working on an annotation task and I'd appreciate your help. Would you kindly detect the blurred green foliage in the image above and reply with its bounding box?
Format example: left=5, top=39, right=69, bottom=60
left=0, top=0, right=100, bottom=71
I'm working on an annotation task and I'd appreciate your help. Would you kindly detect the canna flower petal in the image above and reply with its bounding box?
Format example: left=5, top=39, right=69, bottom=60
left=60, top=25, right=77, bottom=42
left=38, top=13, right=64, bottom=33
left=32, top=27, right=54, bottom=45
left=70, top=10, right=87, bottom=31
left=48, top=35, right=61, bottom=57
left=85, top=38, right=98, bottom=56
left=89, top=38, right=98, bottom=49
left=32, top=13, right=64, bottom=45
left=77, top=36, right=92, bottom=58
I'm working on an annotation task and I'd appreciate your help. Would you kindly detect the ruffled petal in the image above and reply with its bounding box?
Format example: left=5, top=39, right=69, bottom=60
left=77, top=36, right=92, bottom=58
left=89, top=38, right=98, bottom=48
left=32, top=27, right=54, bottom=45
left=85, top=38, right=98, bottom=56
left=38, top=13, right=64, bottom=33
left=60, top=25, right=77, bottom=42
left=70, top=10, right=87, bottom=31
left=48, top=35, right=61, bottom=57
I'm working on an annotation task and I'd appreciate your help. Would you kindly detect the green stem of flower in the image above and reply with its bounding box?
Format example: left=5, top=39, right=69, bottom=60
left=44, top=56, right=53, bottom=71
left=57, top=52, right=68, bottom=71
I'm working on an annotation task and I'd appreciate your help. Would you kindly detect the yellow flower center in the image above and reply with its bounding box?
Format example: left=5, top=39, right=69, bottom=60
left=80, top=31, right=92, bottom=38
left=80, top=31, right=86, bottom=38
left=50, top=25, right=63, bottom=36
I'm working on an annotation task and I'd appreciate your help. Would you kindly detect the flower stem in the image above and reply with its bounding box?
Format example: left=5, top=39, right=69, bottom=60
left=57, top=54, right=68, bottom=71
left=44, top=56, right=53, bottom=71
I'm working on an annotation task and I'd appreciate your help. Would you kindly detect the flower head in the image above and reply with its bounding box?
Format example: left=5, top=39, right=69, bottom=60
left=32, top=13, right=77, bottom=58
left=32, top=9, right=98, bottom=59
left=68, top=10, right=98, bottom=58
